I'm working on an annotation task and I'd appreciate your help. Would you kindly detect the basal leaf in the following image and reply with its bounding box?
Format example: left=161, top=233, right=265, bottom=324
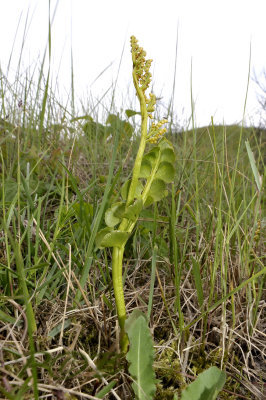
left=181, top=366, right=226, bottom=400
left=96, top=380, right=117, bottom=398
left=48, top=320, right=71, bottom=338
left=155, top=161, right=175, bottom=183
left=125, top=310, right=156, bottom=400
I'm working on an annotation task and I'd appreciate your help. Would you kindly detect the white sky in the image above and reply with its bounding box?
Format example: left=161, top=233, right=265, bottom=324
left=1, top=0, right=266, bottom=127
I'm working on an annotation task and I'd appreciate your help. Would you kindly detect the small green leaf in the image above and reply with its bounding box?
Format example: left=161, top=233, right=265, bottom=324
left=106, top=113, right=119, bottom=125
left=105, top=202, right=125, bottom=227
left=159, top=140, right=175, bottom=163
left=95, top=227, right=112, bottom=248
left=113, top=202, right=127, bottom=218
left=105, top=210, right=120, bottom=227
left=121, top=179, right=143, bottom=200
left=100, top=230, right=130, bottom=248
left=159, top=138, right=174, bottom=150
left=155, top=161, right=175, bottom=183
left=48, top=320, right=71, bottom=338
left=96, top=380, right=117, bottom=398
left=123, top=199, right=143, bottom=220
left=96, top=227, right=130, bottom=248
left=144, top=147, right=160, bottom=167
left=121, top=180, right=130, bottom=200
left=181, top=366, right=226, bottom=400
left=125, top=310, right=156, bottom=400
left=106, top=114, right=134, bottom=137
left=0, top=310, right=17, bottom=324
left=149, top=179, right=167, bottom=201
left=140, top=159, right=152, bottom=178
left=144, top=196, right=155, bottom=208
left=125, top=109, right=141, bottom=118
left=144, top=178, right=168, bottom=207
left=121, top=180, right=131, bottom=201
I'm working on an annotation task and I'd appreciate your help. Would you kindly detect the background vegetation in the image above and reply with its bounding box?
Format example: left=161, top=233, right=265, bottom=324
left=0, top=30, right=265, bottom=399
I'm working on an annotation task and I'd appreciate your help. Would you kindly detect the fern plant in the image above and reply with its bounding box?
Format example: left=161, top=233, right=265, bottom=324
left=96, top=36, right=175, bottom=352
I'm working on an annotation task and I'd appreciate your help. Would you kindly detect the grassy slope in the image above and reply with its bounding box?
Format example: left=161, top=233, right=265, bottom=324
left=0, top=91, right=265, bottom=400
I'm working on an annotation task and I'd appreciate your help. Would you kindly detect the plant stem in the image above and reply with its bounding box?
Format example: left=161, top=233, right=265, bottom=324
left=112, top=67, right=149, bottom=352
left=112, top=245, right=129, bottom=352
left=126, top=65, right=148, bottom=206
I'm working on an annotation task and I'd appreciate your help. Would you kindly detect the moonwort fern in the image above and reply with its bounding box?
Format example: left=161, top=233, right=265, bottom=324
left=95, top=36, right=175, bottom=352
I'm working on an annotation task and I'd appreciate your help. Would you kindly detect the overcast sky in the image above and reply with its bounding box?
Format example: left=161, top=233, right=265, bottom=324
left=1, top=0, right=266, bottom=127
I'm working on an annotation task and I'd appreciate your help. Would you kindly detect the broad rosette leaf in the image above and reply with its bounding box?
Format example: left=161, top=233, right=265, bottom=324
left=181, top=366, right=226, bottom=400
left=125, top=310, right=156, bottom=400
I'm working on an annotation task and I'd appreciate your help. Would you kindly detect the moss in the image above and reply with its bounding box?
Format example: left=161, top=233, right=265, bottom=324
left=155, top=383, right=178, bottom=400
left=154, top=341, right=185, bottom=399
left=153, top=340, right=250, bottom=400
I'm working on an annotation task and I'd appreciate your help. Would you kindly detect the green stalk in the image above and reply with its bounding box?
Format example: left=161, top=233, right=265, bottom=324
left=112, top=57, right=148, bottom=351
left=126, top=61, right=148, bottom=206
left=112, top=246, right=128, bottom=352
left=98, top=36, right=170, bottom=352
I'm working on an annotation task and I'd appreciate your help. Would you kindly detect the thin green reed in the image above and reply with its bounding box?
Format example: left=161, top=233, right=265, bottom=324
left=3, top=127, right=39, bottom=397
left=170, top=184, right=184, bottom=331
left=190, top=61, right=200, bottom=258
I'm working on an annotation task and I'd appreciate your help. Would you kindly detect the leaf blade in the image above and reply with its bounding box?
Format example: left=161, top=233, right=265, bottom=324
left=125, top=310, right=156, bottom=400
left=180, top=366, right=226, bottom=400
